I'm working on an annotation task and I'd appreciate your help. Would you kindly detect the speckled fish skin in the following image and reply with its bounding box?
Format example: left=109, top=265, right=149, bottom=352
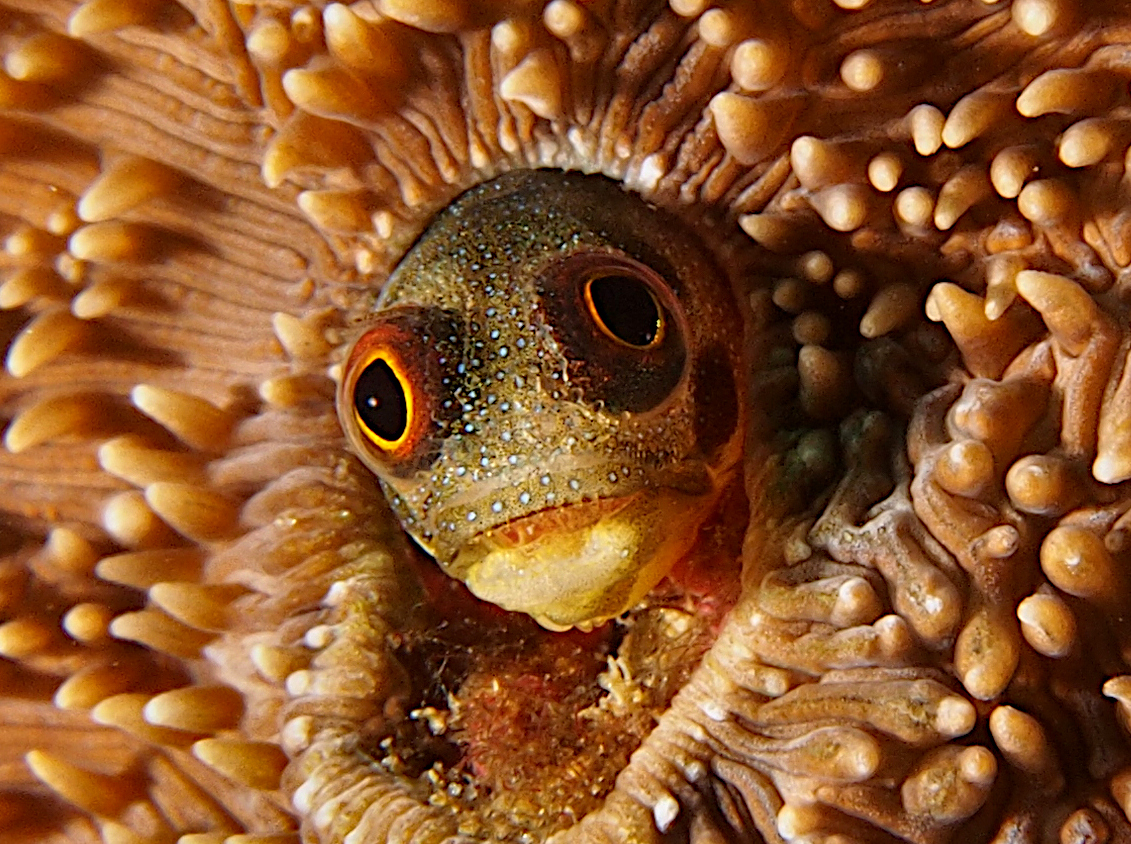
left=338, top=170, right=745, bottom=628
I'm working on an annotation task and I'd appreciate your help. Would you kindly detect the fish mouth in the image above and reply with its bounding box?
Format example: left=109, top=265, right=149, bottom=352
left=447, top=487, right=722, bottom=631
left=463, top=494, right=639, bottom=553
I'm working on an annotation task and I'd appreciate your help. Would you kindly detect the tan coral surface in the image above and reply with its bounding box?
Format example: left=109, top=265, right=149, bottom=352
left=3, top=1, right=1131, bottom=843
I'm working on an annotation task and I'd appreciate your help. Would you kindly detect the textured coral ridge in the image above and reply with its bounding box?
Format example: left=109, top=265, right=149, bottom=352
left=4, top=0, right=1131, bottom=842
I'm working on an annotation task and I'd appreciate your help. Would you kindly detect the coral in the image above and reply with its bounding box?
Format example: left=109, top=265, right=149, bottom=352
left=4, top=1, right=1131, bottom=843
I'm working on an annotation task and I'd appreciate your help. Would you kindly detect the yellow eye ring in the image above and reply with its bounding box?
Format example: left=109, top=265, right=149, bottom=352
left=582, top=271, right=666, bottom=349
left=351, top=350, right=415, bottom=452
left=338, top=306, right=463, bottom=475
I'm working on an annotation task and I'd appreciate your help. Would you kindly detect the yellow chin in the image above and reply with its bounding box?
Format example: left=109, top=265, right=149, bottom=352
left=452, top=489, right=716, bottom=631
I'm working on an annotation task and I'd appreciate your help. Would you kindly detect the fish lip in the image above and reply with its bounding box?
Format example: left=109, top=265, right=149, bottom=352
left=435, top=457, right=713, bottom=515
left=409, top=456, right=717, bottom=562
left=465, top=492, right=642, bottom=552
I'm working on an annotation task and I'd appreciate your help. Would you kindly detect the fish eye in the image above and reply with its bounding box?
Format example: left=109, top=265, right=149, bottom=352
left=337, top=306, right=463, bottom=477
left=583, top=272, right=664, bottom=349
left=352, top=353, right=412, bottom=448
left=537, top=250, right=688, bottom=414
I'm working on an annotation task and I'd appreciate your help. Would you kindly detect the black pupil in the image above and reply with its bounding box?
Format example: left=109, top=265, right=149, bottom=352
left=587, top=274, right=661, bottom=347
left=354, top=358, right=408, bottom=443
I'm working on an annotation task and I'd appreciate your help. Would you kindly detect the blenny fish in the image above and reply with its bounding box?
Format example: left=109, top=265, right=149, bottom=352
left=338, top=170, right=745, bottom=630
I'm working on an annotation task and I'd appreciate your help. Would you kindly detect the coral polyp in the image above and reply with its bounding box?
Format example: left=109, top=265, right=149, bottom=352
left=3, top=2, right=1131, bottom=843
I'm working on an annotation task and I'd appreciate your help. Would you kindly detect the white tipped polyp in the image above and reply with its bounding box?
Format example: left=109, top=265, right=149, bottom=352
left=693, top=693, right=725, bottom=720
left=285, top=669, right=313, bottom=696
left=1013, top=0, right=1058, bottom=36
left=876, top=614, right=912, bottom=657
left=303, top=625, right=334, bottom=648
left=313, top=798, right=339, bottom=831
left=653, top=794, right=680, bottom=833
left=960, top=663, right=995, bottom=702
left=682, top=759, right=707, bottom=783
left=292, top=775, right=317, bottom=814
left=323, top=579, right=351, bottom=606
left=936, top=695, right=977, bottom=737
left=850, top=740, right=881, bottom=781
left=1094, top=452, right=1131, bottom=485
left=776, top=803, right=822, bottom=839
left=281, top=715, right=314, bottom=754
left=959, top=746, right=997, bottom=786
left=832, top=577, right=880, bottom=626
left=637, top=153, right=666, bottom=192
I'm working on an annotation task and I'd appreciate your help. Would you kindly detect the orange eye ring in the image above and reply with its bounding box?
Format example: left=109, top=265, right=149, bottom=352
left=349, top=348, right=416, bottom=452
left=535, top=251, right=688, bottom=414
left=582, top=271, right=666, bottom=349
left=338, top=306, right=464, bottom=477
